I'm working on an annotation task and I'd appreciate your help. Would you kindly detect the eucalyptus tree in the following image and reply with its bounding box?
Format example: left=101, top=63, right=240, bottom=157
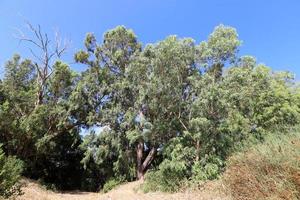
left=125, top=36, right=197, bottom=179
left=185, top=25, right=241, bottom=161
left=75, top=26, right=198, bottom=181
left=74, top=26, right=143, bottom=186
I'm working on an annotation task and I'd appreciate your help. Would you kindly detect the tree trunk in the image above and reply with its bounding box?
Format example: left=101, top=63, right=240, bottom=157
left=195, top=140, right=200, bottom=161
left=34, top=75, right=44, bottom=108
left=35, top=88, right=43, bottom=107
left=136, top=140, right=157, bottom=181
left=136, top=140, right=144, bottom=180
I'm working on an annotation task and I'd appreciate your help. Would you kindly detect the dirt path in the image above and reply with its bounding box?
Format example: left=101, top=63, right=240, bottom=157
left=17, top=179, right=230, bottom=200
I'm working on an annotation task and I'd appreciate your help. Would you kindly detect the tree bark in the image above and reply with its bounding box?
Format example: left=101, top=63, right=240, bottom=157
left=137, top=140, right=144, bottom=180
left=136, top=140, right=157, bottom=181
left=35, top=86, right=43, bottom=107
left=195, top=140, right=200, bottom=162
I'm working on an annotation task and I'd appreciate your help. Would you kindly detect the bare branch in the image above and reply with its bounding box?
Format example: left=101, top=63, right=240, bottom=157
left=16, top=37, right=43, bottom=49
left=14, top=21, right=69, bottom=107
left=25, top=21, right=40, bottom=41
left=45, top=70, right=54, bottom=80
left=34, top=63, right=42, bottom=78
left=28, top=48, right=43, bottom=63
left=54, top=29, right=69, bottom=58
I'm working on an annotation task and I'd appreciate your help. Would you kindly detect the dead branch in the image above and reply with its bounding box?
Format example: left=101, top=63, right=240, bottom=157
left=14, top=21, right=69, bottom=107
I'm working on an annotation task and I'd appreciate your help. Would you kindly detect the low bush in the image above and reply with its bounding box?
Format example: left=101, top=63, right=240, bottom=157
left=102, top=177, right=125, bottom=193
left=142, top=143, right=190, bottom=193
left=192, top=161, right=220, bottom=182
left=0, top=145, right=23, bottom=198
left=142, top=169, right=187, bottom=193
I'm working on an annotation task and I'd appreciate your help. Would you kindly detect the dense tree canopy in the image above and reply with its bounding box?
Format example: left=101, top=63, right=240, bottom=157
left=0, top=24, right=299, bottom=194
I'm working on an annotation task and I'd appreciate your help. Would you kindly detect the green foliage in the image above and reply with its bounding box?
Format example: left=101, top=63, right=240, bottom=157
left=102, top=177, right=125, bottom=193
left=0, top=55, right=84, bottom=190
left=143, top=26, right=299, bottom=191
left=143, top=140, right=193, bottom=192
left=1, top=24, right=300, bottom=194
left=198, top=24, right=241, bottom=65
left=142, top=169, right=186, bottom=193
left=80, top=129, right=135, bottom=191
left=191, top=157, right=222, bottom=181
left=0, top=145, right=23, bottom=198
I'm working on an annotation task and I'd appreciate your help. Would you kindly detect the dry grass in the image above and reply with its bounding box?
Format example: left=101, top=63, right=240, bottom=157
left=17, top=178, right=230, bottom=200
left=223, top=132, right=300, bottom=200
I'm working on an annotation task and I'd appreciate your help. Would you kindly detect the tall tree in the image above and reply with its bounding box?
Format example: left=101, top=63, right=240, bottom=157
left=74, top=26, right=142, bottom=183
left=126, top=36, right=197, bottom=179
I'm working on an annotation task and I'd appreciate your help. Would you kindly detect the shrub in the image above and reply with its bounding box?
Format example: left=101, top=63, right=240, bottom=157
left=224, top=129, right=300, bottom=200
left=142, top=169, right=188, bottom=193
left=142, top=158, right=189, bottom=193
left=141, top=171, right=162, bottom=192
left=0, top=146, right=23, bottom=198
left=192, top=162, right=219, bottom=182
left=142, top=140, right=225, bottom=192
left=102, top=177, right=125, bottom=193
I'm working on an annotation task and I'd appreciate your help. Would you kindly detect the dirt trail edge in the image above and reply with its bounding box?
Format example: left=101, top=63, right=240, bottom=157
left=17, top=179, right=231, bottom=200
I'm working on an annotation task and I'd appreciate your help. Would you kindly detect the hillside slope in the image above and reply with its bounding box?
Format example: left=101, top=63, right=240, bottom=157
left=223, top=131, right=300, bottom=200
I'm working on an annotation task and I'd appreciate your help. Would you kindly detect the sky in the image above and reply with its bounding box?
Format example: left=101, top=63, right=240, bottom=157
left=0, top=0, right=300, bottom=78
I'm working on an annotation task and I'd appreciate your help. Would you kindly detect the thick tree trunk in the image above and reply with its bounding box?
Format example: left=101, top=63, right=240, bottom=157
left=137, top=140, right=144, bottom=180
left=136, top=140, right=157, bottom=181
left=142, top=147, right=156, bottom=170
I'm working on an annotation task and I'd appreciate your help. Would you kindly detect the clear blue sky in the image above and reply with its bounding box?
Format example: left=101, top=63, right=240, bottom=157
left=1, top=0, right=300, bottom=78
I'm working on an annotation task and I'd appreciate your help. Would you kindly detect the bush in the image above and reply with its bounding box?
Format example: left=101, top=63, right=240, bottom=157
left=192, top=162, right=219, bottom=182
left=142, top=170, right=188, bottom=193
left=142, top=140, right=225, bottom=192
left=224, top=129, right=300, bottom=200
left=102, top=177, right=125, bottom=193
left=0, top=146, right=23, bottom=198
left=142, top=158, right=189, bottom=193
left=142, top=171, right=161, bottom=192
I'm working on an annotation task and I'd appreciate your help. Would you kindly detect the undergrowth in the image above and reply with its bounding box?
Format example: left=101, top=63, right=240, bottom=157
left=102, top=177, right=126, bottom=193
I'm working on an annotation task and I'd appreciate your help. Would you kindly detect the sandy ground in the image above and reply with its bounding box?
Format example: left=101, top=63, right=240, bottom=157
left=17, top=179, right=230, bottom=200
